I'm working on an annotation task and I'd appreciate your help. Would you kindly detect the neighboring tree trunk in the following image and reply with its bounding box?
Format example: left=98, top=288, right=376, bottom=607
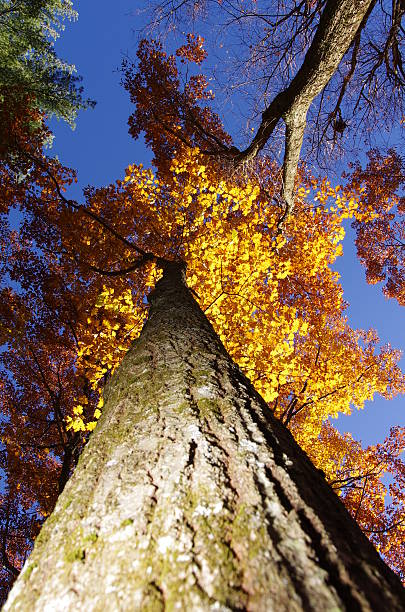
left=5, top=262, right=405, bottom=611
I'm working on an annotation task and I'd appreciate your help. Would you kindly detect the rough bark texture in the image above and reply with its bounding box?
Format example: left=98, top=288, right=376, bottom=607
left=5, top=263, right=405, bottom=611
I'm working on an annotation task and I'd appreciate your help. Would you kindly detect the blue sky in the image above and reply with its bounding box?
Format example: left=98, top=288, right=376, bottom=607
left=50, top=1, right=404, bottom=447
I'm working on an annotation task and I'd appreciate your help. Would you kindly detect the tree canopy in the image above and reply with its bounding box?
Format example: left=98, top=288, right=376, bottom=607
left=0, top=0, right=93, bottom=124
left=0, top=2, right=404, bottom=603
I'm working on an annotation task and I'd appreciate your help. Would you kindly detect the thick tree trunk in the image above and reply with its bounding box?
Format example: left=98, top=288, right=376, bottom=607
left=5, top=263, right=404, bottom=611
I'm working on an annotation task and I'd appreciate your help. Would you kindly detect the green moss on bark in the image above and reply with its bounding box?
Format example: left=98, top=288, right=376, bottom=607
left=22, top=563, right=38, bottom=581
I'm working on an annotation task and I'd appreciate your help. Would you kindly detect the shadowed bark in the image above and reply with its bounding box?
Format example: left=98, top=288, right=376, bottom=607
left=4, top=261, right=405, bottom=611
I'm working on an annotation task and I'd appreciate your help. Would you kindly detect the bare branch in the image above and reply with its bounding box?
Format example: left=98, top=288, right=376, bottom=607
left=231, top=0, right=374, bottom=211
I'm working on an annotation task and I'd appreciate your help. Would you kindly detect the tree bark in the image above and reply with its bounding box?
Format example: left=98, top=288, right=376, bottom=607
left=5, top=262, right=405, bottom=611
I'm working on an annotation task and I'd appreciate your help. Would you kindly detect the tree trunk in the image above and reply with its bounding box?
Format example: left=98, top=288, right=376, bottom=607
left=5, top=262, right=404, bottom=611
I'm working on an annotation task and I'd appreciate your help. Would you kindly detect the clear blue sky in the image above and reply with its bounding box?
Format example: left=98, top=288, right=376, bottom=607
left=50, top=1, right=404, bottom=447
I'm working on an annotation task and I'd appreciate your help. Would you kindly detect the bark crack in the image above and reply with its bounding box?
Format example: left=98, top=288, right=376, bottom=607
left=186, top=440, right=197, bottom=468
left=297, top=509, right=364, bottom=612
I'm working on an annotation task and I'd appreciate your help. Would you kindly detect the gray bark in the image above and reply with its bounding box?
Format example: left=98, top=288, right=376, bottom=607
left=5, top=262, right=405, bottom=611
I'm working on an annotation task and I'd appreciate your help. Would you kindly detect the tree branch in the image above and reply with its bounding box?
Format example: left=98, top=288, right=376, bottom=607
left=231, top=0, right=374, bottom=212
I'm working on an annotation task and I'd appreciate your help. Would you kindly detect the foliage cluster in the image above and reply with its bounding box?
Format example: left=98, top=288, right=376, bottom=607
left=0, top=0, right=93, bottom=131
